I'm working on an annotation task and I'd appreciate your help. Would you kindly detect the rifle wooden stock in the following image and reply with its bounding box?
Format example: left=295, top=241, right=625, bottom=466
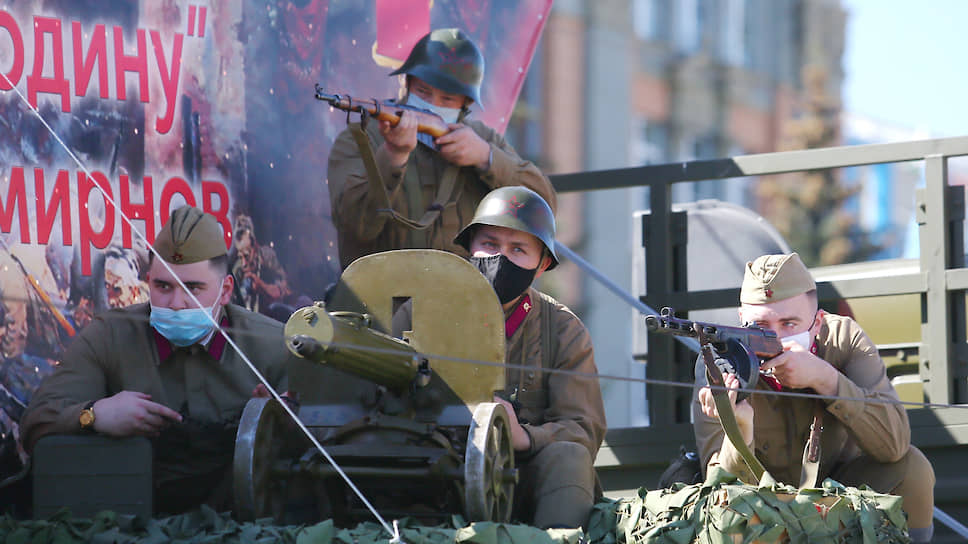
left=315, top=86, right=450, bottom=138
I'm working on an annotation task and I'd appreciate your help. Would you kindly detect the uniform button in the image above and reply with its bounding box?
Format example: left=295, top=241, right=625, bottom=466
left=527, top=371, right=535, bottom=379
left=762, top=443, right=770, bottom=451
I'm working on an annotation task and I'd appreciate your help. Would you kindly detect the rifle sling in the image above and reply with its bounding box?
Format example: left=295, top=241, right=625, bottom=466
left=799, top=400, right=825, bottom=488
left=702, top=344, right=767, bottom=482
left=349, top=123, right=459, bottom=242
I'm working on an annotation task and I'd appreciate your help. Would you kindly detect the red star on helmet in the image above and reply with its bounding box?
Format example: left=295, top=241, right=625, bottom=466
left=506, top=197, right=525, bottom=217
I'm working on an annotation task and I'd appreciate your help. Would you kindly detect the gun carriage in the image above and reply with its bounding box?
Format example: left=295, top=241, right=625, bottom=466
left=232, top=249, right=517, bottom=524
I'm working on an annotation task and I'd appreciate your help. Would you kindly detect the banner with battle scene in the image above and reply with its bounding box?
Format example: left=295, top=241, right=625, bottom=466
left=0, top=0, right=551, bottom=477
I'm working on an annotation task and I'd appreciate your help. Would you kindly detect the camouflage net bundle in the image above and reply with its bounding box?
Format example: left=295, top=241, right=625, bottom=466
left=586, top=466, right=911, bottom=544
left=1, top=468, right=912, bottom=544
left=0, top=507, right=585, bottom=544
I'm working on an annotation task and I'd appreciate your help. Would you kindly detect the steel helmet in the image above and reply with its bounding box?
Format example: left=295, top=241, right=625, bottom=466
left=390, top=28, right=484, bottom=106
left=454, top=186, right=559, bottom=270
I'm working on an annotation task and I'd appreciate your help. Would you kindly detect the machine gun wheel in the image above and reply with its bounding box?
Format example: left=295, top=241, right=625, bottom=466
left=464, top=402, right=516, bottom=522
left=234, top=397, right=288, bottom=521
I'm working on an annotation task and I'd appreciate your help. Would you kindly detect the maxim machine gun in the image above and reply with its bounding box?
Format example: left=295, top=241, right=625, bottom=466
left=233, top=250, right=516, bottom=524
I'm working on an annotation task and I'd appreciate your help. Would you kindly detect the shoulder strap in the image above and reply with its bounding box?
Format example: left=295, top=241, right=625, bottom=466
left=348, top=123, right=460, bottom=235
left=537, top=292, right=557, bottom=371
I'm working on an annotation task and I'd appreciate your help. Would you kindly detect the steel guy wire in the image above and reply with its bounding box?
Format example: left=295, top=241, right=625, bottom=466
left=0, top=71, right=401, bottom=542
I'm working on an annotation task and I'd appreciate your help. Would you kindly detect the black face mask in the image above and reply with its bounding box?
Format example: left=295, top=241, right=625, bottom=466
left=470, top=254, right=537, bottom=304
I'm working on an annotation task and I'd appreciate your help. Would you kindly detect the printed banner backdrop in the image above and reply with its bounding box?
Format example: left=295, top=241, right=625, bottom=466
left=0, top=0, right=551, bottom=476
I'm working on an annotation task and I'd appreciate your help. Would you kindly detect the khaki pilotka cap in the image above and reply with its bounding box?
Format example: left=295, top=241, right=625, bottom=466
left=152, top=206, right=227, bottom=264
left=740, top=252, right=816, bottom=304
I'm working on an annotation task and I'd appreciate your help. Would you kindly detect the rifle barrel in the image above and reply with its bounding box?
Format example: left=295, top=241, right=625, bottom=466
left=315, top=86, right=449, bottom=138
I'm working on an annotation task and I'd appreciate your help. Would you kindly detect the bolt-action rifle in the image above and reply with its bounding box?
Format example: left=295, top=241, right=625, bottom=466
left=314, top=85, right=450, bottom=137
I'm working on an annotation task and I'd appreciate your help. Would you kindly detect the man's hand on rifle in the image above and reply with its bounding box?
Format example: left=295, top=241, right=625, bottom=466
left=437, top=123, right=491, bottom=170
left=761, top=341, right=839, bottom=395
left=699, top=373, right=754, bottom=445
left=380, top=111, right=418, bottom=166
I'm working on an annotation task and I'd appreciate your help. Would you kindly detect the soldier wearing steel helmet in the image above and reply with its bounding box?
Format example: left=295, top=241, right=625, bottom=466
left=21, top=206, right=293, bottom=515
left=327, top=28, right=557, bottom=269
left=694, top=253, right=936, bottom=544
left=454, top=186, right=606, bottom=529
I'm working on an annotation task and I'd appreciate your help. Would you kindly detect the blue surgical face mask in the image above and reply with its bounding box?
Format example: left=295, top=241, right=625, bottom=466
left=150, top=282, right=223, bottom=347
left=405, top=93, right=462, bottom=125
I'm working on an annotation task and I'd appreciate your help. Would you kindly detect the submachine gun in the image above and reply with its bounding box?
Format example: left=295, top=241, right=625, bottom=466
left=645, top=308, right=786, bottom=480
left=644, top=307, right=784, bottom=401
left=233, top=250, right=516, bottom=525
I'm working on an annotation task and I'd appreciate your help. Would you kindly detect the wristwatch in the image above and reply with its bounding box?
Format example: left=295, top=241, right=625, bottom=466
left=79, top=400, right=96, bottom=430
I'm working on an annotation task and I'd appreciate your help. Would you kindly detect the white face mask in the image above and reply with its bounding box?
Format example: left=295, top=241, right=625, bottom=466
left=405, top=93, right=462, bottom=125
left=782, top=329, right=813, bottom=351
left=780, top=310, right=819, bottom=351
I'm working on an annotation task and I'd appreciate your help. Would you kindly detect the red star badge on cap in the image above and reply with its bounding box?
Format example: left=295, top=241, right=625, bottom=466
left=765, top=288, right=773, bottom=298
left=172, top=252, right=184, bottom=263
left=506, top=197, right=524, bottom=217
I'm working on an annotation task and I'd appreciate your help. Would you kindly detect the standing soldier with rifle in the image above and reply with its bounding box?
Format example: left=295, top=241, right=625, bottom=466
left=693, top=253, right=936, bottom=543
left=325, top=28, right=556, bottom=268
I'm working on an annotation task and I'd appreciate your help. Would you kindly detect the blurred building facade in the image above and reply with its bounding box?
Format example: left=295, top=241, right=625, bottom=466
left=505, top=0, right=847, bottom=427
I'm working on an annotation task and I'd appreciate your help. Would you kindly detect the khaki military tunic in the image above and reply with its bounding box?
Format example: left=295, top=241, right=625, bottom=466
left=503, top=289, right=606, bottom=528
left=505, top=289, right=606, bottom=459
left=327, top=119, right=557, bottom=269
left=693, top=313, right=910, bottom=486
left=21, top=303, right=291, bottom=512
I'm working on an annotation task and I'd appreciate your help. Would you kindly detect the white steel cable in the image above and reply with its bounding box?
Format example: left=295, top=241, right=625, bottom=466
left=0, top=70, right=401, bottom=542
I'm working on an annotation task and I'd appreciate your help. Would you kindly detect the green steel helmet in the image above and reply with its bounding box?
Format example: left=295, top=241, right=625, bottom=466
left=390, top=28, right=484, bottom=106
left=455, top=186, right=558, bottom=270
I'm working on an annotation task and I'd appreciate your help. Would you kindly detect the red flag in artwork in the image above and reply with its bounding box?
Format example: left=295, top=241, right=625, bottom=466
left=373, top=0, right=431, bottom=68
left=368, top=0, right=552, bottom=132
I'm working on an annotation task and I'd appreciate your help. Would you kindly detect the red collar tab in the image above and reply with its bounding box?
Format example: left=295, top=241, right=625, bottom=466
left=154, top=315, right=230, bottom=362
left=760, top=373, right=783, bottom=392
left=505, top=294, right=532, bottom=339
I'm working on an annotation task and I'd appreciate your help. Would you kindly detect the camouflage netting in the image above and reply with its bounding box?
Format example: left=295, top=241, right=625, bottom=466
left=1, top=468, right=911, bottom=544
left=587, top=467, right=911, bottom=544
left=0, top=507, right=585, bottom=544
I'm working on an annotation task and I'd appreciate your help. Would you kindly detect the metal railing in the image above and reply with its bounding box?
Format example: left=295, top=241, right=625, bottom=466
left=551, top=136, right=968, bottom=409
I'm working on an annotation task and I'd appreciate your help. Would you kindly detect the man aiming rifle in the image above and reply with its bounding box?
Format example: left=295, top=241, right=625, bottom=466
left=325, top=28, right=556, bottom=269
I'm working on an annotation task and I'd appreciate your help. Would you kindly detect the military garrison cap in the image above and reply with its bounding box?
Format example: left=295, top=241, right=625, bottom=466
left=740, top=252, right=815, bottom=304
left=153, top=206, right=227, bottom=264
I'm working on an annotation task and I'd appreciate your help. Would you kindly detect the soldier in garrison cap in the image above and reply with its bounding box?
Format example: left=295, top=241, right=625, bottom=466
left=327, top=28, right=557, bottom=269
left=21, top=206, right=296, bottom=515
left=693, top=252, right=936, bottom=543
left=455, top=187, right=606, bottom=529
